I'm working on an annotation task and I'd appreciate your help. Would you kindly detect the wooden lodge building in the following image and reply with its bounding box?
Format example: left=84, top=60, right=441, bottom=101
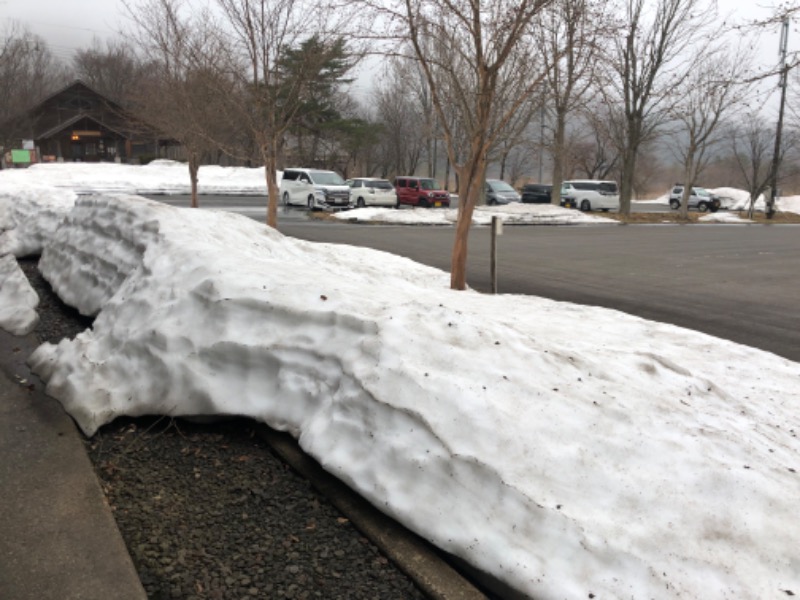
left=3, top=80, right=170, bottom=165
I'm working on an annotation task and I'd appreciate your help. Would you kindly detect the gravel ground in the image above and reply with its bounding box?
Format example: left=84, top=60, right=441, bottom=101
left=18, top=257, right=428, bottom=600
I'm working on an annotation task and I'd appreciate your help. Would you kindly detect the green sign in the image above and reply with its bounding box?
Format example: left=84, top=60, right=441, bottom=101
left=11, top=150, right=32, bottom=163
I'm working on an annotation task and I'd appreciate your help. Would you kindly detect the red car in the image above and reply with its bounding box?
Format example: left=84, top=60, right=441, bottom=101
left=394, top=176, right=451, bottom=208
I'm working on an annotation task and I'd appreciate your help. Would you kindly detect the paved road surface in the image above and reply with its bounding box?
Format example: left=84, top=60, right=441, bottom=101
left=278, top=221, right=800, bottom=363
left=147, top=195, right=799, bottom=362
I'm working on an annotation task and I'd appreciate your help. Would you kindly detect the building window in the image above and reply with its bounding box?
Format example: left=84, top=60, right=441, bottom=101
left=84, top=143, right=96, bottom=156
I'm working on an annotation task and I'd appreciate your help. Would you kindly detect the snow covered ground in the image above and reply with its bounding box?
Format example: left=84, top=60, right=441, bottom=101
left=0, top=160, right=268, bottom=196
left=639, top=186, right=800, bottom=214
left=335, top=202, right=616, bottom=225
left=1, top=164, right=799, bottom=599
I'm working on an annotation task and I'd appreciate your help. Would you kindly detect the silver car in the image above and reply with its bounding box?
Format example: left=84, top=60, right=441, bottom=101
left=668, top=186, right=721, bottom=212
left=485, top=179, right=521, bottom=205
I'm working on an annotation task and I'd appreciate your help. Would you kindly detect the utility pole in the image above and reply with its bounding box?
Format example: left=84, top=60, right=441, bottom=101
left=768, top=16, right=790, bottom=219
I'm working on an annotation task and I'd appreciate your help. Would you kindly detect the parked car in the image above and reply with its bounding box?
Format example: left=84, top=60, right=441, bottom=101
left=668, top=185, right=721, bottom=212
left=521, top=183, right=553, bottom=204
left=280, top=168, right=352, bottom=210
left=394, top=176, right=451, bottom=208
left=562, top=180, right=619, bottom=212
left=346, top=178, right=397, bottom=208
left=485, top=179, right=521, bottom=205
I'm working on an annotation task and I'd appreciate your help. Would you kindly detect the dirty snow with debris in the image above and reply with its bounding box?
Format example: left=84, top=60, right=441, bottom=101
left=0, top=166, right=799, bottom=600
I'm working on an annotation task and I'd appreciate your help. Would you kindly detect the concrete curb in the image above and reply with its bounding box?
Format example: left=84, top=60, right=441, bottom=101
left=256, top=424, right=489, bottom=600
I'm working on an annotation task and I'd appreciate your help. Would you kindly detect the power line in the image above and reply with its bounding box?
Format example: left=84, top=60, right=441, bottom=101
left=0, top=15, right=116, bottom=37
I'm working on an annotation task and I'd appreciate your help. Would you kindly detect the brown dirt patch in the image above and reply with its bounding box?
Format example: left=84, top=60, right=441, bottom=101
left=603, top=210, right=800, bottom=224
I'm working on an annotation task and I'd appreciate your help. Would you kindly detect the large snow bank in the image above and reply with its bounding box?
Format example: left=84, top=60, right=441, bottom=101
left=0, top=254, right=39, bottom=334
left=0, top=184, right=77, bottom=256
left=26, top=194, right=800, bottom=599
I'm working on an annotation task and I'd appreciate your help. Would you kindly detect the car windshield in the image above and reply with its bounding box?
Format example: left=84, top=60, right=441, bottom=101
left=370, top=180, right=393, bottom=190
left=310, top=171, right=345, bottom=185
left=489, top=180, right=515, bottom=192
left=419, top=179, right=439, bottom=190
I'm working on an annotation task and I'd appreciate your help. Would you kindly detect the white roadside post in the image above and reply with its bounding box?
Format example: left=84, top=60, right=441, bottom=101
left=491, top=216, right=503, bottom=294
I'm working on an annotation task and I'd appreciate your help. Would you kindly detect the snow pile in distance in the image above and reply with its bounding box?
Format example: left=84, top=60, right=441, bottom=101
left=27, top=194, right=800, bottom=599
left=336, top=202, right=617, bottom=225
left=0, top=160, right=269, bottom=196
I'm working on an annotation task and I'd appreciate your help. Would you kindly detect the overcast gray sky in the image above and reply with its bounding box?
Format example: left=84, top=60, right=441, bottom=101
left=2, top=0, right=790, bottom=53
left=1, top=0, right=794, bottom=108
left=1, top=0, right=126, bottom=61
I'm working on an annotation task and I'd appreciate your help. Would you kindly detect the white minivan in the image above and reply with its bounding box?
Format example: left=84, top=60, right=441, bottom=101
left=280, top=168, right=352, bottom=210
left=561, top=180, right=619, bottom=212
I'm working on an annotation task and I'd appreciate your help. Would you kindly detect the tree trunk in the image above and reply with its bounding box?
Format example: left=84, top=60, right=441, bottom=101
left=189, top=157, right=199, bottom=208
left=450, top=153, right=488, bottom=290
left=679, top=151, right=696, bottom=221
left=550, top=110, right=567, bottom=206
left=618, top=143, right=637, bottom=217
left=262, top=137, right=280, bottom=228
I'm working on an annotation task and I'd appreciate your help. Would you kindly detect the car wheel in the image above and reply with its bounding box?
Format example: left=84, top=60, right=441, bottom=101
left=488, top=198, right=497, bottom=206
left=698, top=202, right=709, bottom=212
left=580, top=199, right=591, bottom=212
left=283, top=192, right=290, bottom=206
left=308, top=195, right=316, bottom=211
left=419, top=198, right=429, bottom=208
left=669, top=199, right=680, bottom=210
left=357, top=197, right=366, bottom=208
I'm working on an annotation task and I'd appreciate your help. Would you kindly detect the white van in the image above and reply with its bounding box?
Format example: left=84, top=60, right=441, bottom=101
left=280, top=168, right=352, bottom=210
left=561, top=180, right=619, bottom=212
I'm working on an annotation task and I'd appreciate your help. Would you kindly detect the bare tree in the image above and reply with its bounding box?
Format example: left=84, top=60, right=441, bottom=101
left=372, top=65, right=426, bottom=176
left=382, top=0, right=554, bottom=290
left=668, top=46, right=752, bottom=219
left=488, top=91, right=542, bottom=185
left=538, top=0, right=610, bottom=205
left=570, top=104, right=621, bottom=180
left=73, top=40, right=144, bottom=104
left=211, top=0, right=355, bottom=228
left=127, top=0, right=238, bottom=208
left=726, top=112, right=800, bottom=217
left=607, top=0, right=714, bottom=214
left=399, top=54, right=439, bottom=177
left=0, top=24, right=69, bottom=153
left=503, top=139, right=537, bottom=185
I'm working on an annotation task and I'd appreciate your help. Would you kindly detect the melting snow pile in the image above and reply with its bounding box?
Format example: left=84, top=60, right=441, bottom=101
left=13, top=194, right=798, bottom=599
left=0, top=160, right=268, bottom=196
left=336, top=202, right=617, bottom=225
left=0, top=254, right=39, bottom=334
left=0, top=184, right=77, bottom=256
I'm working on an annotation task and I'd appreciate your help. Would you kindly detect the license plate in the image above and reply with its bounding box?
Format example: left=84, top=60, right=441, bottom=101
left=434, top=202, right=441, bottom=207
